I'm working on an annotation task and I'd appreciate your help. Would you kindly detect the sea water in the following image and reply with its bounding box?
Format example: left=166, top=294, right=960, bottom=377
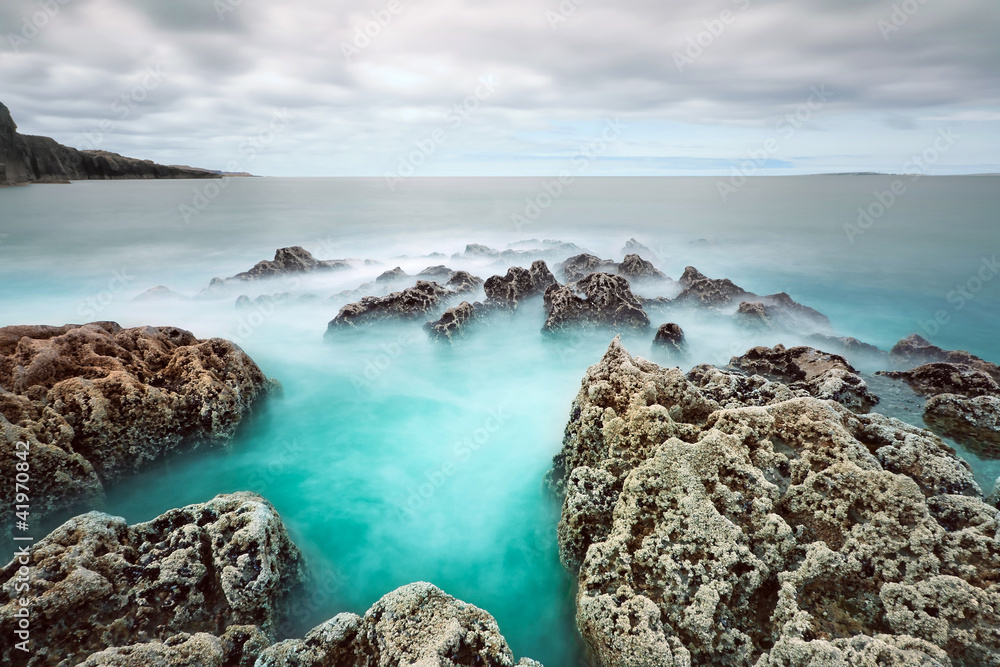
left=1, top=176, right=998, bottom=666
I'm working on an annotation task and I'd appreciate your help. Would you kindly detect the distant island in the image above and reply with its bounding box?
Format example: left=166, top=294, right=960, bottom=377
left=0, top=102, right=245, bottom=186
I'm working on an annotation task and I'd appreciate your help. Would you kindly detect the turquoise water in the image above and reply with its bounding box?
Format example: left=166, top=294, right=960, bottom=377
left=1, top=176, right=999, bottom=665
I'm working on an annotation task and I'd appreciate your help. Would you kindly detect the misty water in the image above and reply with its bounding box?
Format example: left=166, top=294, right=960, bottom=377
left=1, top=176, right=999, bottom=666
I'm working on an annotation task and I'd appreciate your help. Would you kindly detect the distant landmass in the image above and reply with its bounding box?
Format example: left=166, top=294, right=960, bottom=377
left=0, top=102, right=235, bottom=185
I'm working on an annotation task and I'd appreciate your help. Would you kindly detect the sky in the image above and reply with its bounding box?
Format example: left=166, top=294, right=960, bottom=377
left=2, top=0, right=999, bottom=177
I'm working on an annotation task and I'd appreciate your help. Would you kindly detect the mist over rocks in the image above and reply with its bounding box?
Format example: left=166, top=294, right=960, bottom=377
left=652, top=323, right=685, bottom=355
left=0, top=493, right=304, bottom=666
left=543, top=273, right=650, bottom=333
left=0, top=322, right=277, bottom=523
left=327, top=280, right=456, bottom=331
left=484, top=261, right=558, bottom=309
left=558, top=254, right=618, bottom=283
left=231, top=246, right=351, bottom=281
left=550, top=338, right=998, bottom=667
left=258, top=582, right=541, bottom=667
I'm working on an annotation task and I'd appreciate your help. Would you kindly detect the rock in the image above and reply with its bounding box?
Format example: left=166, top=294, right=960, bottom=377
left=617, top=254, right=667, bottom=281
left=132, top=286, right=186, bottom=302
left=878, top=363, right=1000, bottom=398
left=484, top=261, right=557, bottom=309
left=542, top=273, right=650, bottom=332
left=424, top=301, right=489, bottom=343
left=652, top=323, right=685, bottom=354
left=446, top=270, right=485, bottom=294
left=417, top=265, right=455, bottom=279
left=327, top=281, right=454, bottom=331
left=673, top=272, right=754, bottom=309
left=678, top=266, right=708, bottom=287
left=551, top=338, right=998, bottom=667
left=889, top=335, right=1000, bottom=381
left=754, top=292, right=832, bottom=333
left=924, top=394, right=1000, bottom=458
left=0, top=493, right=304, bottom=666
left=0, top=101, right=223, bottom=185
left=233, top=247, right=350, bottom=281
left=464, top=243, right=501, bottom=258
left=376, top=267, right=408, bottom=283
left=736, top=301, right=773, bottom=328
left=0, top=323, right=276, bottom=522
left=730, top=344, right=879, bottom=413
left=621, top=238, right=657, bottom=259
left=257, top=582, right=540, bottom=667
left=558, top=254, right=618, bottom=283
left=807, top=334, right=886, bottom=359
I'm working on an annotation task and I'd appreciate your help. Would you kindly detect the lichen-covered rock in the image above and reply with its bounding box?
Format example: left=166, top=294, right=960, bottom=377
left=327, top=280, right=454, bottom=330
left=730, top=344, right=879, bottom=413
left=0, top=493, right=304, bottom=667
left=446, top=271, right=484, bottom=294
left=652, top=323, right=685, bottom=354
left=558, top=254, right=618, bottom=283
left=678, top=266, right=708, bottom=287
left=257, top=582, right=541, bottom=667
left=673, top=272, right=754, bottom=308
left=0, top=322, right=276, bottom=522
left=484, top=261, right=556, bottom=309
left=551, top=339, right=997, bottom=667
left=233, top=246, right=349, bottom=281
left=924, top=394, right=1000, bottom=457
left=542, top=273, right=650, bottom=332
left=618, top=254, right=666, bottom=281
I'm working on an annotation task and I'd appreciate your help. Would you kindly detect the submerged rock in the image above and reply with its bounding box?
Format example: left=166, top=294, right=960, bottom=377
left=233, top=246, right=350, bottom=281
left=0, top=492, right=304, bottom=667
left=543, top=273, right=650, bottom=332
left=652, top=323, right=685, bottom=354
left=258, top=582, right=541, bottom=667
left=730, top=344, right=879, bottom=413
left=0, top=322, right=276, bottom=522
left=484, top=261, right=557, bottom=309
left=327, top=280, right=453, bottom=330
left=551, top=338, right=997, bottom=667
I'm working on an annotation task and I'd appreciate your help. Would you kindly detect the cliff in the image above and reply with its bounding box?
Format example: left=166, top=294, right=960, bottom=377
left=0, top=101, right=222, bottom=184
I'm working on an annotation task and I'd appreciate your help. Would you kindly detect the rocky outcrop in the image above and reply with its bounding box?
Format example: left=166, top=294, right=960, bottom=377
left=0, top=101, right=221, bottom=185
left=621, top=238, right=657, bottom=259
left=327, top=281, right=454, bottom=331
left=879, top=363, right=1000, bottom=399
left=678, top=266, right=708, bottom=287
left=484, top=261, right=557, bottom=309
left=258, top=582, right=541, bottom=667
left=132, top=286, right=187, bottom=302
left=889, top=334, right=1000, bottom=380
left=558, top=254, right=618, bottom=283
left=924, top=394, right=1000, bottom=458
left=0, top=322, right=276, bottom=522
left=377, top=267, right=409, bottom=283
left=617, top=254, right=667, bottom=282
left=673, top=273, right=754, bottom=308
left=424, top=301, right=489, bottom=343
left=0, top=493, right=304, bottom=666
left=232, top=247, right=350, bottom=281
left=551, top=339, right=998, bottom=667
left=652, top=323, right=685, bottom=355
left=446, top=270, right=485, bottom=294
left=807, top=334, right=886, bottom=360
left=730, top=344, right=879, bottom=413
left=542, top=273, right=650, bottom=333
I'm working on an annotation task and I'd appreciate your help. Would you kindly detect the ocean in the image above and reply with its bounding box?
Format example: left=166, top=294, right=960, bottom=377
left=1, top=175, right=998, bottom=666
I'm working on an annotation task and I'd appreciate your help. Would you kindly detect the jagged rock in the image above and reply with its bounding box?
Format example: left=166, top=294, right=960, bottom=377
left=233, top=247, right=349, bottom=281
left=673, top=272, right=754, bottom=308
left=257, top=582, right=540, bottom=667
left=878, top=363, right=1000, bottom=398
left=327, top=281, right=453, bottom=331
left=924, top=394, right=1000, bottom=458
left=678, top=266, right=708, bottom=287
left=652, top=323, right=685, bottom=354
left=754, top=292, right=832, bottom=332
left=417, top=265, right=455, bottom=279
left=617, top=254, right=667, bottom=281
left=77, top=626, right=270, bottom=667
left=551, top=339, right=997, bottom=667
left=558, top=254, right=618, bottom=283
left=889, top=335, right=1000, bottom=381
left=484, top=261, right=557, bottom=308
left=0, top=323, right=276, bottom=522
left=621, top=238, right=657, bottom=259
left=542, top=273, right=649, bottom=332
left=730, top=344, right=879, bottom=413
left=424, top=301, right=490, bottom=343
left=736, top=301, right=773, bottom=328
left=377, top=267, right=408, bottom=283
left=446, top=270, right=485, bottom=294
left=807, top=334, right=886, bottom=359
left=0, top=101, right=222, bottom=185
left=0, top=493, right=304, bottom=667
left=464, top=243, right=500, bottom=258
left=132, top=286, right=186, bottom=302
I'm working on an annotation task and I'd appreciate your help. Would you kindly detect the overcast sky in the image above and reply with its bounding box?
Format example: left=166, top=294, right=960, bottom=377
left=2, top=0, right=998, bottom=176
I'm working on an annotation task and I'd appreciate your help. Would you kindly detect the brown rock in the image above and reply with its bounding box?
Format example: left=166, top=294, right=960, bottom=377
left=542, top=273, right=650, bottom=332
